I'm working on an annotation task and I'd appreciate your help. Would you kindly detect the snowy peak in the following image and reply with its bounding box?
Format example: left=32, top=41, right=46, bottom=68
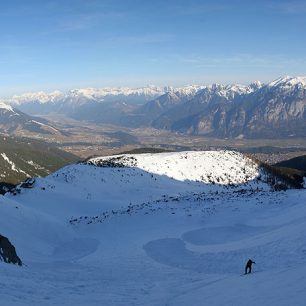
left=4, top=82, right=265, bottom=107
left=194, top=82, right=260, bottom=102
left=268, top=76, right=306, bottom=88
left=249, top=80, right=263, bottom=90
left=171, top=85, right=206, bottom=97
left=152, top=76, right=306, bottom=137
left=10, top=91, right=64, bottom=105
left=8, top=85, right=207, bottom=107
left=4, top=76, right=306, bottom=107
left=0, top=100, right=64, bottom=138
left=67, top=85, right=165, bottom=100
left=9, top=86, right=166, bottom=106
left=215, top=83, right=252, bottom=98
left=0, top=101, right=15, bottom=112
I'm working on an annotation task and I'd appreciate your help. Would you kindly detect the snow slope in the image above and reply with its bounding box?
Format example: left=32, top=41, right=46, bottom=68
left=0, top=150, right=305, bottom=305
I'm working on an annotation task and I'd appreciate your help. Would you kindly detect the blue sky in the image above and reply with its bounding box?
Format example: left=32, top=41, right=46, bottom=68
left=0, top=0, right=305, bottom=96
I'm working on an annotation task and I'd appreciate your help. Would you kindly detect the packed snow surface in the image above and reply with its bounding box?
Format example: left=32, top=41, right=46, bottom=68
left=0, top=150, right=305, bottom=305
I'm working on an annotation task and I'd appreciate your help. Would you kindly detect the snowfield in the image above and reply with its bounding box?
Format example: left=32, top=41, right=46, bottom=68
left=0, top=150, right=305, bottom=305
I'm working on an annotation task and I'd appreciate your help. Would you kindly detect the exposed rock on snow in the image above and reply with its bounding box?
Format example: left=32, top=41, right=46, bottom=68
left=0, top=234, right=22, bottom=266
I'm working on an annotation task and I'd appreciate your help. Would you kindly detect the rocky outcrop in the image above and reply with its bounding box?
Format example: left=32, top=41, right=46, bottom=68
left=0, top=235, right=22, bottom=266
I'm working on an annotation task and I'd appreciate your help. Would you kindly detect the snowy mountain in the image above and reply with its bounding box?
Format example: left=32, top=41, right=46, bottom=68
left=4, top=76, right=306, bottom=138
left=152, top=82, right=259, bottom=130
left=153, top=76, right=306, bottom=138
left=7, top=86, right=166, bottom=115
left=0, top=150, right=305, bottom=305
left=8, top=85, right=201, bottom=108
left=122, top=85, right=206, bottom=126
left=10, top=90, right=64, bottom=105
left=6, top=86, right=169, bottom=125
left=0, top=100, right=62, bottom=137
left=268, top=75, right=306, bottom=88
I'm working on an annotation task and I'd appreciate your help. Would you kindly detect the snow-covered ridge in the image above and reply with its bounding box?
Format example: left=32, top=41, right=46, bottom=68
left=68, top=85, right=165, bottom=100
left=10, top=90, right=63, bottom=104
left=2, top=150, right=266, bottom=232
left=7, top=86, right=166, bottom=105
left=87, top=151, right=261, bottom=186
left=5, top=76, right=305, bottom=106
left=6, top=150, right=266, bottom=224
left=6, top=83, right=259, bottom=106
left=268, top=76, right=306, bottom=88
left=171, top=85, right=207, bottom=97
left=196, top=83, right=259, bottom=100
left=0, top=101, right=14, bottom=111
left=260, top=76, right=306, bottom=99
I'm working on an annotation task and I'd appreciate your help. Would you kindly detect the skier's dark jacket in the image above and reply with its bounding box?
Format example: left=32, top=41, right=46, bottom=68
left=246, top=259, right=255, bottom=267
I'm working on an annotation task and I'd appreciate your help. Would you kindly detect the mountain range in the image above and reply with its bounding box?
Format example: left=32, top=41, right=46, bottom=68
left=3, top=76, right=306, bottom=138
left=0, top=101, right=64, bottom=137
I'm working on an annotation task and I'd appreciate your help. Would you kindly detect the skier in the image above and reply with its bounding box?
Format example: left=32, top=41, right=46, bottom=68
left=245, top=259, right=255, bottom=274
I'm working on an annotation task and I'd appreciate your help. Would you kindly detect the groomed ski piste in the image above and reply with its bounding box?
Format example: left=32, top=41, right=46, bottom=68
left=0, top=150, right=306, bottom=305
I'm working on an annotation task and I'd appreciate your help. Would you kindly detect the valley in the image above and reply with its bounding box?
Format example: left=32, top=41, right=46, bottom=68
left=14, top=113, right=306, bottom=162
left=1, top=76, right=304, bottom=163
left=1, top=109, right=305, bottom=185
